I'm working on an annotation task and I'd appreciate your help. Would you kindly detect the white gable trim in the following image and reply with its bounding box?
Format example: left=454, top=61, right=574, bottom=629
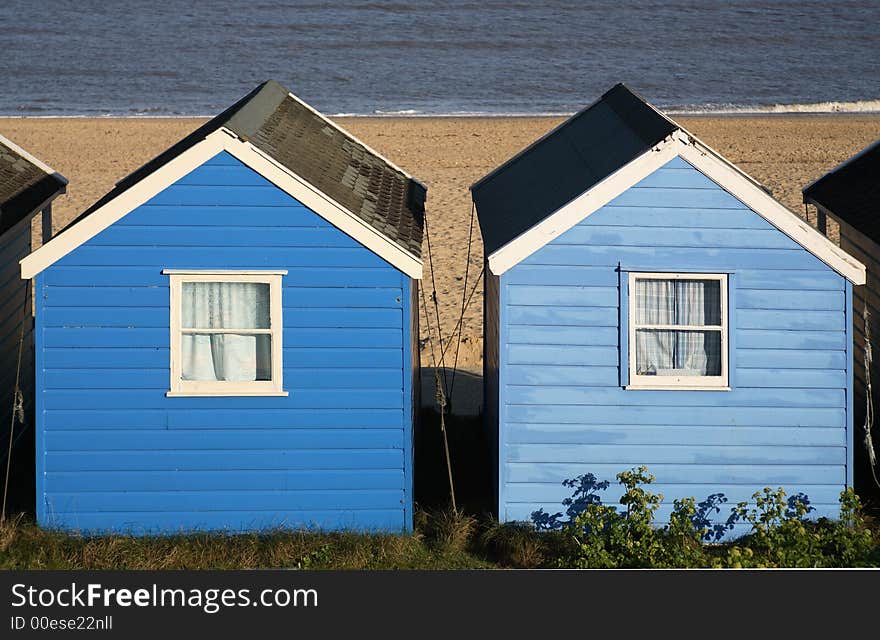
left=20, top=128, right=422, bottom=280
left=0, top=133, right=69, bottom=187
left=486, top=132, right=866, bottom=285
left=286, top=92, right=420, bottom=184
left=223, top=137, right=422, bottom=278
left=486, top=135, right=680, bottom=275
left=677, top=142, right=864, bottom=285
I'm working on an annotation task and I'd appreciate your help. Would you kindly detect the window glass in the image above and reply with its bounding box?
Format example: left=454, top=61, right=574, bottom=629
left=632, top=276, right=725, bottom=381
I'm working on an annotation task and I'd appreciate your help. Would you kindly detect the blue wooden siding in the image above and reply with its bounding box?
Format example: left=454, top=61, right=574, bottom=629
left=36, top=151, right=413, bottom=534
left=497, top=156, right=851, bottom=531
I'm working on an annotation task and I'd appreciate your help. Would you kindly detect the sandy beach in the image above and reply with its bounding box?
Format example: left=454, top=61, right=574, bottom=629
left=3, top=115, right=879, bottom=375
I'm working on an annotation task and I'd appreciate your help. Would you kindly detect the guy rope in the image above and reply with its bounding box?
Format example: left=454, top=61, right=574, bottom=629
left=1, top=283, right=31, bottom=523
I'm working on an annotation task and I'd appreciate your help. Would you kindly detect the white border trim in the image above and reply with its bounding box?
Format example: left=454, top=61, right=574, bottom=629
left=486, top=135, right=680, bottom=275
left=167, top=271, right=287, bottom=397
left=677, top=141, right=865, bottom=285
left=0, top=133, right=68, bottom=187
left=223, top=136, right=422, bottom=279
left=626, top=272, right=729, bottom=390
left=286, top=92, right=419, bottom=183
left=485, top=132, right=866, bottom=285
left=20, top=127, right=423, bottom=280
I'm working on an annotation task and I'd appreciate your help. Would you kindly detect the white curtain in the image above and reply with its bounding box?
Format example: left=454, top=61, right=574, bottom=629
left=635, top=279, right=721, bottom=376
left=181, top=282, right=271, bottom=381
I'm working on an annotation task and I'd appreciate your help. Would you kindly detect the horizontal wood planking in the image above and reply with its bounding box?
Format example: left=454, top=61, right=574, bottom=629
left=522, top=245, right=828, bottom=271
left=45, top=408, right=405, bottom=430
left=45, top=266, right=402, bottom=288
left=40, top=510, right=406, bottom=535
left=46, top=428, right=404, bottom=451
left=506, top=443, right=846, bottom=466
left=44, top=368, right=404, bottom=390
left=44, top=347, right=402, bottom=369
left=38, top=154, right=413, bottom=533
left=494, top=159, right=850, bottom=523
left=506, top=365, right=843, bottom=389
left=506, top=424, right=844, bottom=446
left=46, top=469, right=404, bottom=492
left=505, top=462, right=846, bottom=485
left=506, top=405, right=845, bottom=427
left=42, top=307, right=403, bottom=329
left=504, top=387, right=843, bottom=408
left=45, top=449, right=404, bottom=472
left=46, top=489, right=405, bottom=513
left=43, top=389, right=405, bottom=410
left=506, top=482, right=844, bottom=506
left=58, top=246, right=395, bottom=269
left=45, top=327, right=403, bottom=349
left=554, top=226, right=801, bottom=250
left=43, top=285, right=404, bottom=308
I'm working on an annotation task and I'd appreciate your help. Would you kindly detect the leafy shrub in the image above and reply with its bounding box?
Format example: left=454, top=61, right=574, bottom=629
left=530, top=466, right=879, bottom=568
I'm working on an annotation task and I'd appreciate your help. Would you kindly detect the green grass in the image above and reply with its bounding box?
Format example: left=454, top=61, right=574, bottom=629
left=0, top=510, right=499, bottom=570
left=2, top=504, right=879, bottom=570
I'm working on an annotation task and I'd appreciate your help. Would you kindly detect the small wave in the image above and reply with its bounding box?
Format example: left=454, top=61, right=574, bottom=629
left=371, top=109, right=421, bottom=116
left=673, top=99, right=880, bottom=115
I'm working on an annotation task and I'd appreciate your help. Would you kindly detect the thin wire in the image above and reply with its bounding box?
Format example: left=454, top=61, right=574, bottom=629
left=863, top=307, right=880, bottom=489
left=2, top=284, right=30, bottom=523
left=448, top=202, right=476, bottom=404
left=423, top=214, right=449, bottom=399
left=418, top=222, right=457, bottom=511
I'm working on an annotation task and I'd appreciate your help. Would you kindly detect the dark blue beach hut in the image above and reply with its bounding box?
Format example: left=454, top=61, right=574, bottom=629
left=0, top=134, right=66, bottom=502
left=20, top=81, right=425, bottom=534
left=471, top=85, right=866, bottom=536
left=803, top=139, right=880, bottom=491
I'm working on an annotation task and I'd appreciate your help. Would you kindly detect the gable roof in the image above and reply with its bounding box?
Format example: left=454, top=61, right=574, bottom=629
left=0, top=134, right=67, bottom=235
left=470, top=83, right=865, bottom=285
left=471, top=84, right=678, bottom=256
left=21, top=81, right=426, bottom=279
left=802, top=138, right=880, bottom=245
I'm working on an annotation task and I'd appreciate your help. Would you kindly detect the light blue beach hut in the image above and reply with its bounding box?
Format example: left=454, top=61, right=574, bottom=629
left=471, top=84, right=866, bottom=534
left=0, top=134, right=66, bottom=506
left=20, top=81, right=425, bottom=534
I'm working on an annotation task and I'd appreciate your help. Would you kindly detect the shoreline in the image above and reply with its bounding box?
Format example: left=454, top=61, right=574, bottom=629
left=4, top=111, right=880, bottom=120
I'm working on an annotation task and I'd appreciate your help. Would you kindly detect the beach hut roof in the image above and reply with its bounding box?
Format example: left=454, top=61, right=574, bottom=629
left=0, top=134, right=67, bottom=235
left=470, top=83, right=865, bottom=284
left=21, top=80, right=426, bottom=279
left=803, top=138, right=880, bottom=244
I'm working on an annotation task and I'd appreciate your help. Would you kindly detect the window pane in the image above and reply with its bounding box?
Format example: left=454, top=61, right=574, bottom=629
left=635, top=329, right=721, bottom=376
left=635, top=279, right=721, bottom=326
left=182, top=333, right=272, bottom=381
left=182, top=282, right=270, bottom=330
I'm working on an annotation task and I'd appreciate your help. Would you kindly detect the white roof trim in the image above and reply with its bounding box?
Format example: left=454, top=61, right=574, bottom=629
left=487, top=135, right=680, bottom=275
left=223, top=135, right=422, bottom=278
left=0, top=133, right=68, bottom=187
left=21, top=128, right=423, bottom=280
left=286, top=92, right=422, bottom=186
left=486, top=132, right=866, bottom=285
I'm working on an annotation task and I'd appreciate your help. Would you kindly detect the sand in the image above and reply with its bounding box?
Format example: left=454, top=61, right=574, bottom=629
left=3, top=115, right=879, bottom=377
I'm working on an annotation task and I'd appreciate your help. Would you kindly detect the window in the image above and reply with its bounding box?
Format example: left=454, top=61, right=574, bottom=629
left=627, top=272, right=728, bottom=390
left=165, top=270, right=287, bottom=396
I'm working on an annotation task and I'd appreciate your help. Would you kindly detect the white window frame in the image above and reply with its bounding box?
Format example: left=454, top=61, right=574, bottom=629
left=627, top=272, right=729, bottom=391
left=164, top=269, right=287, bottom=397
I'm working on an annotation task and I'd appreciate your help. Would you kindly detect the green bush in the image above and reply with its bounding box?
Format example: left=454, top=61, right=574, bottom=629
left=531, top=466, right=879, bottom=568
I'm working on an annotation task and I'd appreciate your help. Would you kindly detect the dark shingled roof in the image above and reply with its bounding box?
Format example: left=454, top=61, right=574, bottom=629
left=67, top=80, right=426, bottom=259
left=0, top=136, right=67, bottom=235
left=803, top=139, right=880, bottom=245
left=470, top=83, right=679, bottom=255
